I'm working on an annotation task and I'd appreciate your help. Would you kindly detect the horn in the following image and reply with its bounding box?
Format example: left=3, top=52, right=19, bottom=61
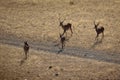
left=62, top=18, right=66, bottom=22
left=94, top=21, right=96, bottom=25
left=59, top=33, right=62, bottom=38
left=58, top=13, right=61, bottom=22
left=96, top=22, right=100, bottom=26
left=58, top=13, right=66, bottom=23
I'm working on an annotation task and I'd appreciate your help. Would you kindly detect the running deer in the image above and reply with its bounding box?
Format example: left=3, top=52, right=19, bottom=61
left=24, top=41, right=29, bottom=59
left=59, top=18, right=73, bottom=36
left=94, top=21, right=104, bottom=40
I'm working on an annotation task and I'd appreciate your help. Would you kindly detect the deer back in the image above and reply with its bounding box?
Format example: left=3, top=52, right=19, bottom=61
left=63, top=23, right=71, bottom=30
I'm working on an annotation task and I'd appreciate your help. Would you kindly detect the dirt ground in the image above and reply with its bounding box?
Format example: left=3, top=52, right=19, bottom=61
left=0, top=0, right=120, bottom=53
left=0, top=43, right=120, bottom=80
left=0, top=0, right=120, bottom=80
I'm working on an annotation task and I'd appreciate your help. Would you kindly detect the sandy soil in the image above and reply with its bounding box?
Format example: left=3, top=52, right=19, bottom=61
left=0, top=43, right=120, bottom=80
left=0, top=0, right=120, bottom=80
left=0, top=0, right=120, bottom=53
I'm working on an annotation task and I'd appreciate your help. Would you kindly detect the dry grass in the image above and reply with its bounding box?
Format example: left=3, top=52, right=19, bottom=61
left=0, top=0, right=120, bottom=53
left=0, top=0, right=120, bottom=80
left=0, top=43, right=120, bottom=80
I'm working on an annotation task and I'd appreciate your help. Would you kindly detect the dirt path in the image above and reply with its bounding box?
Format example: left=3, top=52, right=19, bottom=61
left=0, top=36, right=120, bottom=64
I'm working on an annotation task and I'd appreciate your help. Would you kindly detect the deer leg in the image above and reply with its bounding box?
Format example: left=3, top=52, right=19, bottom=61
left=62, top=44, right=65, bottom=50
left=95, top=34, right=99, bottom=40
left=62, top=41, right=65, bottom=49
left=101, top=32, right=104, bottom=41
left=70, top=27, right=73, bottom=36
left=62, top=43, right=64, bottom=49
left=25, top=51, right=27, bottom=59
left=63, top=43, right=65, bottom=48
left=62, top=30, right=66, bottom=36
left=102, top=32, right=104, bottom=37
left=65, top=32, right=67, bottom=37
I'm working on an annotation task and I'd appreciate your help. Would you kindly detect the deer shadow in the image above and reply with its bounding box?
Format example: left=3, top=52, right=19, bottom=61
left=19, top=57, right=27, bottom=66
left=91, top=37, right=104, bottom=49
left=58, top=48, right=64, bottom=54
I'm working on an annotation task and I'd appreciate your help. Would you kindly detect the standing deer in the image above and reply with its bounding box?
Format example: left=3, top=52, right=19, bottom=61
left=24, top=41, right=29, bottom=59
left=59, top=18, right=73, bottom=36
left=59, top=34, right=66, bottom=49
left=94, top=21, right=104, bottom=40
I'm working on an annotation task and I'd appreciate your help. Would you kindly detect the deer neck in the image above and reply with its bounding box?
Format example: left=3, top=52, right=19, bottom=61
left=95, top=26, right=98, bottom=31
left=61, top=23, right=64, bottom=28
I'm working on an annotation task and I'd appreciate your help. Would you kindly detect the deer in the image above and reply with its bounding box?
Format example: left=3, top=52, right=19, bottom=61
left=59, top=34, right=66, bottom=49
left=94, top=21, right=104, bottom=40
left=23, top=41, right=29, bottom=59
left=59, top=18, right=73, bottom=37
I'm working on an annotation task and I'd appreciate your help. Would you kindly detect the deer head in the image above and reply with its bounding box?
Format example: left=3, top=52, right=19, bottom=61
left=59, top=33, right=62, bottom=38
left=59, top=18, right=66, bottom=27
left=24, top=41, right=27, bottom=44
left=24, top=41, right=29, bottom=46
left=94, top=21, right=100, bottom=29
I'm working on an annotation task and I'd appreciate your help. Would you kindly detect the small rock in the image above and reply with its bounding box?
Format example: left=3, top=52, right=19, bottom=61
left=15, top=78, right=19, bottom=80
left=55, top=73, right=59, bottom=76
left=37, top=74, right=40, bottom=77
left=49, top=66, right=52, bottom=69
left=69, top=1, right=74, bottom=5
left=84, top=54, right=87, bottom=56
left=27, top=71, right=30, bottom=74
left=61, top=68, right=63, bottom=71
